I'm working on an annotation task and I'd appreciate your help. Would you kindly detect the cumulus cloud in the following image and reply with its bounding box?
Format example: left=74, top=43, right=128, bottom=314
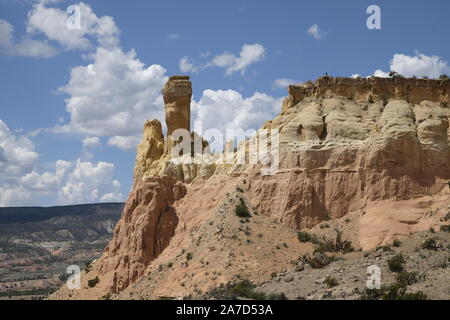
left=212, top=43, right=266, bottom=76
left=27, top=2, right=120, bottom=50
left=192, top=89, right=282, bottom=133
left=370, top=53, right=449, bottom=78
left=57, top=159, right=122, bottom=204
left=307, top=24, right=325, bottom=40
left=55, top=46, right=167, bottom=149
left=389, top=53, right=449, bottom=78
left=107, top=136, right=140, bottom=150
left=0, top=19, right=58, bottom=58
left=272, top=78, right=298, bottom=89
left=179, top=56, right=199, bottom=73
left=81, top=136, right=100, bottom=148
left=179, top=43, right=266, bottom=76
left=0, top=119, right=122, bottom=206
left=0, top=120, right=39, bottom=178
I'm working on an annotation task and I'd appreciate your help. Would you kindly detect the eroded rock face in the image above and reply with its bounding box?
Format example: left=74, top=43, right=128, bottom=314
left=133, top=119, right=164, bottom=186
left=97, top=176, right=186, bottom=293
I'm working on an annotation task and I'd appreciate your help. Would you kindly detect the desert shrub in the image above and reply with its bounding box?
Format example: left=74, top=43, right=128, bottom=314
left=186, top=252, right=193, bottom=260
left=324, top=276, right=338, bottom=288
left=301, top=253, right=335, bottom=269
left=88, top=276, right=99, bottom=288
left=388, top=254, right=405, bottom=273
left=368, top=95, right=374, bottom=103
left=378, top=245, right=393, bottom=252
left=396, top=271, right=421, bottom=286
left=235, top=198, right=251, bottom=218
left=333, top=230, right=355, bottom=253
left=429, top=227, right=435, bottom=233
left=362, top=283, right=428, bottom=300
left=382, top=283, right=427, bottom=300
left=84, top=261, right=92, bottom=273
left=441, top=101, right=448, bottom=108
left=208, top=280, right=287, bottom=300
left=313, top=230, right=354, bottom=254
left=389, top=71, right=404, bottom=79
left=440, top=225, right=450, bottom=232
left=314, top=239, right=336, bottom=254
left=392, top=239, right=401, bottom=247
left=297, top=231, right=317, bottom=243
left=421, top=238, right=438, bottom=251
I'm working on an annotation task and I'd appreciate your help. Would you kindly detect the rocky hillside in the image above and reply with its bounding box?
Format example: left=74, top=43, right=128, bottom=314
left=50, top=76, right=450, bottom=300
left=0, top=203, right=123, bottom=299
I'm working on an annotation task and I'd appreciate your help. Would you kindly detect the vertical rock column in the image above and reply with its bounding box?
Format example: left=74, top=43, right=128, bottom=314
left=162, top=75, right=192, bottom=155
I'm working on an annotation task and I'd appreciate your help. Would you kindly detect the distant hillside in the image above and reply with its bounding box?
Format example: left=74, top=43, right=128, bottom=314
left=0, top=203, right=124, bottom=224
left=0, top=202, right=124, bottom=300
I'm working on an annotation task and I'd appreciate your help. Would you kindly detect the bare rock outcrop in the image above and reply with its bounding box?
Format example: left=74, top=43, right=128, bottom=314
left=162, top=75, right=192, bottom=154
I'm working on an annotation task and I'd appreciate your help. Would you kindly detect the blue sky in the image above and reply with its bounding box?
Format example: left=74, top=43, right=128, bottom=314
left=0, top=0, right=449, bottom=206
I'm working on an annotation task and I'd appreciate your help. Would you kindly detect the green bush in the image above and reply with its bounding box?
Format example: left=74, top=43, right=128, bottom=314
left=212, top=280, right=287, bottom=300
left=324, top=276, right=338, bottom=288
left=388, top=254, right=405, bottom=273
left=392, top=239, right=401, bottom=247
left=88, top=276, right=99, bottom=288
left=301, top=253, right=335, bottom=269
left=235, top=198, right=251, bottom=218
left=421, top=238, right=438, bottom=251
left=297, top=231, right=317, bottom=243
left=382, top=283, right=427, bottom=300
left=396, top=271, right=421, bottom=287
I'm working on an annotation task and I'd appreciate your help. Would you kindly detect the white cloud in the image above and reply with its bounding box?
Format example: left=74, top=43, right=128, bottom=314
left=82, top=136, right=100, bottom=148
left=57, top=159, right=122, bottom=204
left=390, top=53, right=449, bottom=78
left=307, top=24, right=325, bottom=40
left=0, top=120, right=39, bottom=178
left=55, top=46, right=167, bottom=143
left=0, top=119, right=122, bottom=206
left=192, top=89, right=282, bottom=133
left=27, top=2, right=120, bottom=50
left=372, top=69, right=389, bottom=78
left=370, top=53, right=449, bottom=78
left=351, top=74, right=361, bottom=79
left=0, top=19, right=58, bottom=58
left=179, top=43, right=266, bottom=76
left=221, top=43, right=266, bottom=76
left=272, top=78, right=298, bottom=89
left=179, top=56, right=199, bottom=73
left=107, top=136, right=140, bottom=150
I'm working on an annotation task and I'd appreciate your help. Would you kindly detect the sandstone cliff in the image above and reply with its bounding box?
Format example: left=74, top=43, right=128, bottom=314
left=50, top=76, right=450, bottom=300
